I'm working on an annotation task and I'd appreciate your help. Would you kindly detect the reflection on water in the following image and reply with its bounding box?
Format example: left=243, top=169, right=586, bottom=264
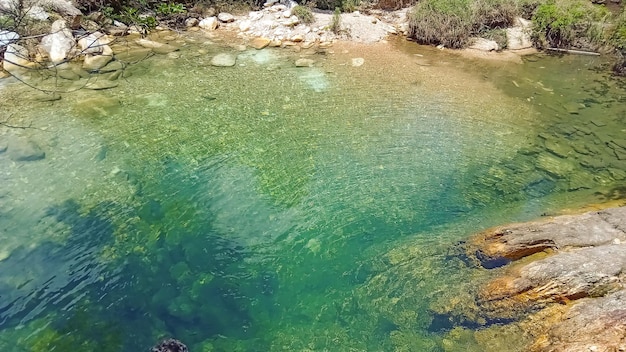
left=0, top=35, right=624, bottom=351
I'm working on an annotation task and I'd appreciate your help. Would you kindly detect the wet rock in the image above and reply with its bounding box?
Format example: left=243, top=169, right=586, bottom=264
left=0, top=142, right=7, bottom=153
left=72, top=96, right=120, bottom=118
left=136, top=39, right=178, bottom=54
left=530, top=289, right=626, bottom=351
left=479, top=244, right=626, bottom=315
left=84, top=80, right=118, bottom=90
left=151, top=338, right=188, bottom=352
left=295, top=58, right=314, bottom=67
left=467, top=207, right=626, bottom=265
left=210, top=53, right=236, bottom=67
left=250, top=37, right=271, bottom=49
left=83, top=45, right=114, bottom=71
left=536, top=154, right=574, bottom=179
left=112, top=47, right=152, bottom=63
left=6, top=136, right=45, bottom=161
left=543, top=139, right=571, bottom=158
left=99, top=60, right=124, bottom=73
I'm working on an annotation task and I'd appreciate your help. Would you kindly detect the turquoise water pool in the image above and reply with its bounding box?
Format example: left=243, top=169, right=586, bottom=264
left=0, top=34, right=624, bottom=351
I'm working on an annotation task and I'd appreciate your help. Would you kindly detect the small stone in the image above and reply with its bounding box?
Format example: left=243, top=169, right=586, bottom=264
left=185, top=18, right=199, bottom=27
left=250, top=37, right=271, bottom=49
left=291, top=34, right=304, bottom=42
left=217, top=12, right=235, bottom=23
left=211, top=53, right=236, bottom=67
left=295, top=58, right=314, bottom=67
left=351, top=57, right=364, bottom=67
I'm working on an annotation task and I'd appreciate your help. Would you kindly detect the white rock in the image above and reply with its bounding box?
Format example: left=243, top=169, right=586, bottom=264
left=283, top=10, right=292, bottom=18
left=211, top=53, right=236, bottom=67
left=0, top=30, right=19, bottom=46
left=249, top=11, right=263, bottom=21
left=469, top=37, right=499, bottom=51
left=25, top=5, right=49, bottom=20
left=217, top=12, right=235, bottom=23
left=77, top=32, right=106, bottom=54
left=40, top=20, right=76, bottom=64
left=199, top=17, right=218, bottom=30
left=239, top=20, right=252, bottom=32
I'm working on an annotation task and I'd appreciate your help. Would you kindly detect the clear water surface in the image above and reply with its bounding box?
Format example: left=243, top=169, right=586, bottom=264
left=0, top=33, right=624, bottom=351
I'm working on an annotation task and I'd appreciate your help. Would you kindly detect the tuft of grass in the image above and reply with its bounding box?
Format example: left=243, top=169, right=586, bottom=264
left=292, top=5, right=315, bottom=24
left=330, top=7, right=342, bottom=34
left=531, top=0, right=610, bottom=49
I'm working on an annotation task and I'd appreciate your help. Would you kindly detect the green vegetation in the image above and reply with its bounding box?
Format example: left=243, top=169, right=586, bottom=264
left=612, top=6, right=626, bottom=74
left=330, top=7, right=342, bottom=34
left=407, top=0, right=615, bottom=50
left=292, top=5, right=315, bottom=24
left=156, top=2, right=187, bottom=15
left=532, top=0, right=609, bottom=49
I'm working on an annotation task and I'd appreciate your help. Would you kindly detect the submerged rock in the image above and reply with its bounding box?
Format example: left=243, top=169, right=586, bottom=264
left=6, top=136, right=46, bottom=161
left=211, top=53, right=236, bottom=67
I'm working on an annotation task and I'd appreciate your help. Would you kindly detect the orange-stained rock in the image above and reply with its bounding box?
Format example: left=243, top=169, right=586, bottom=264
left=466, top=207, right=626, bottom=268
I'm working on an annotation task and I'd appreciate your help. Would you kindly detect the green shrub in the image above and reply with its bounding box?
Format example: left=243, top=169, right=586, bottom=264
left=531, top=0, right=609, bottom=49
left=292, top=5, right=314, bottom=24
left=156, top=2, right=187, bottom=15
left=407, top=0, right=474, bottom=48
left=610, top=5, right=626, bottom=51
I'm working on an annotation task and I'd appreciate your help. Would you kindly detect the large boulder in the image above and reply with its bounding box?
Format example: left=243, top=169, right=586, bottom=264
left=40, top=19, right=76, bottom=64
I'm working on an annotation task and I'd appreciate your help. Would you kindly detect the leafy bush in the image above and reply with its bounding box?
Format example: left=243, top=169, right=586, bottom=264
left=156, top=2, right=187, bottom=15
left=610, top=6, right=626, bottom=75
left=531, top=0, right=609, bottom=49
left=407, top=0, right=474, bottom=48
left=292, top=5, right=314, bottom=24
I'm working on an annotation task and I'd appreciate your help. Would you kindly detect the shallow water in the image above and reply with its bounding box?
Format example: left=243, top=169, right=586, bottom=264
left=0, top=34, right=624, bottom=351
